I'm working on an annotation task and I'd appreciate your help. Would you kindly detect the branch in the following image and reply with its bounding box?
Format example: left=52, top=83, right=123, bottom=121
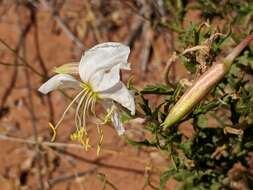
left=39, top=0, right=85, bottom=50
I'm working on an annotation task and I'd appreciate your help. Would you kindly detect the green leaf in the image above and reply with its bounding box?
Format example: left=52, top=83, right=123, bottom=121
left=179, top=54, right=197, bottom=73
left=178, top=140, right=193, bottom=156
left=141, top=84, right=174, bottom=95
left=193, top=101, right=220, bottom=115
left=139, top=96, right=152, bottom=116
left=120, top=111, right=132, bottom=123
left=196, top=115, right=208, bottom=129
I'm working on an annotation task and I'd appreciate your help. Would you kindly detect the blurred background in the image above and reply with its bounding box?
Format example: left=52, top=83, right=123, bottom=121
left=0, top=0, right=182, bottom=189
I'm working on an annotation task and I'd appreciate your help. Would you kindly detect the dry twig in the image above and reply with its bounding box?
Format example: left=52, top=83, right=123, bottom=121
left=39, top=0, right=85, bottom=50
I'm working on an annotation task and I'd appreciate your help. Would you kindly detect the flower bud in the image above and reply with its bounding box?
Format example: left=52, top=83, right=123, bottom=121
left=163, top=34, right=253, bottom=128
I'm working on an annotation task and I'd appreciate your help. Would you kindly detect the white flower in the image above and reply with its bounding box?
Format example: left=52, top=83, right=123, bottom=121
left=38, top=42, right=135, bottom=143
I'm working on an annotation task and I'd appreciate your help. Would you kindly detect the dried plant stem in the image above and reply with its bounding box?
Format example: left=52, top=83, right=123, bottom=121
left=0, top=39, right=43, bottom=77
left=39, top=0, right=84, bottom=50
left=16, top=5, right=45, bottom=189
left=97, top=173, right=118, bottom=190
left=140, top=21, right=153, bottom=75
left=33, top=9, right=55, bottom=124
left=57, top=149, right=147, bottom=175
left=164, top=52, right=177, bottom=86
left=0, top=134, right=149, bottom=164
left=47, top=168, right=98, bottom=187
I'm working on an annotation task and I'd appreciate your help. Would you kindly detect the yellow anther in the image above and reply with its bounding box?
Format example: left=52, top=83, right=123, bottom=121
left=70, top=128, right=91, bottom=151
left=47, top=79, right=102, bottom=153
left=48, top=122, right=57, bottom=142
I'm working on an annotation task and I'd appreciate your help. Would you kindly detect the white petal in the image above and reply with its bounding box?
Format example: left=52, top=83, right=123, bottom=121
left=103, top=100, right=125, bottom=135
left=100, top=82, right=135, bottom=115
left=79, top=42, right=130, bottom=82
left=111, top=110, right=125, bottom=135
left=91, top=64, right=120, bottom=92
left=38, top=74, right=80, bottom=94
left=120, top=62, right=131, bottom=70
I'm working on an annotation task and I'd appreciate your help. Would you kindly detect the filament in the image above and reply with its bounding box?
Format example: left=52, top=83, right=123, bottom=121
left=82, top=92, right=94, bottom=127
left=96, top=125, right=104, bottom=156
left=90, top=96, right=97, bottom=116
left=75, top=89, right=90, bottom=129
left=54, top=89, right=85, bottom=129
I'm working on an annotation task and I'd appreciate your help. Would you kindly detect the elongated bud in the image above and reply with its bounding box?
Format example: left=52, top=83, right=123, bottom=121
left=162, top=34, right=253, bottom=128
left=53, top=63, right=79, bottom=74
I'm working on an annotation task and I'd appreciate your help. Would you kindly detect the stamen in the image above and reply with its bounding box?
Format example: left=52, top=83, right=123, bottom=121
left=82, top=91, right=94, bottom=127
left=90, top=96, right=97, bottom=116
left=70, top=82, right=99, bottom=149
left=99, top=106, right=115, bottom=125
left=51, top=81, right=101, bottom=149
left=70, top=127, right=91, bottom=150
left=48, top=122, right=57, bottom=142
left=96, top=125, right=104, bottom=156
left=75, top=90, right=90, bottom=129
left=54, top=89, right=85, bottom=129
left=85, top=138, right=91, bottom=151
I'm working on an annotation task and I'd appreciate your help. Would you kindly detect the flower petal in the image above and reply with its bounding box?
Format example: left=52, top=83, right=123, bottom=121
left=120, top=62, right=131, bottom=70
left=100, top=82, right=135, bottom=115
left=38, top=74, right=80, bottom=94
left=111, top=110, right=125, bottom=135
left=79, top=42, right=130, bottom=82
left=91, top=64, right=121, bottom=92
left=103, top=100, right=125, bottom=135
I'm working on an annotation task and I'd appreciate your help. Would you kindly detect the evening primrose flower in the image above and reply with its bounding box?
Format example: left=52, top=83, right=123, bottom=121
left=38, top=42, right=135, bottom=147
